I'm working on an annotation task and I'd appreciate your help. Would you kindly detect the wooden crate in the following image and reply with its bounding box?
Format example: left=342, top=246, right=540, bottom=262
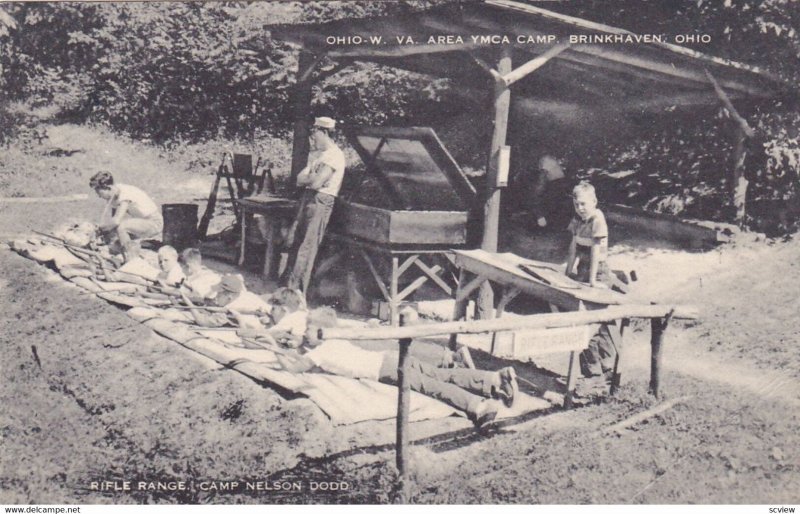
left=332, top=201, right=467, bottom=245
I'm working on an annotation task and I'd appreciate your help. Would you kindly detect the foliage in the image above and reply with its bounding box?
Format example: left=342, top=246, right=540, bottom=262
left=539, top=0, right=800, bottom=229
left=547, top=0, right=800, bottom=83
left=1, top=1, right=800, bottom=230
left=0, top=1, right=461, bottom=144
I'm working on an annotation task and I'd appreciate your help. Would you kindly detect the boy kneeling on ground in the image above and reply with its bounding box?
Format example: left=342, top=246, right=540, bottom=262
left=89, top=171, right=163, bottom=263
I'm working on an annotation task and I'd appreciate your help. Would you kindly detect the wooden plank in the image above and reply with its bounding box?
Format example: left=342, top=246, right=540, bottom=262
left=502, top=42, right=572, bottom=86
left=573, top=44, right=764, bottom=96
left=331, top=202, right=468, bottom=245
left=413, top=259, right=452, bottom=295
left=359, top=249, right=391, bottom=302
left=455, top=273, right=487, bottom=303
left=604, top=204, right=722, bottom=248
left=457, top=252, right=582, bottom=310
left=327, top=42, right=485, bottom=59
left=397, top=255, right=419, bottom=278
left=332, top=202, right=391, bottom=243
left=391, top=210, right=468, bottom=245
left=321, top=303, right=699, bottom=341
left=456, top=249, right=628, bottom=306
left=483, top=0, right=781, bottom=91
left=558, top=50, right=705, bottom=93
left=397, top=271, right=433, bottom=302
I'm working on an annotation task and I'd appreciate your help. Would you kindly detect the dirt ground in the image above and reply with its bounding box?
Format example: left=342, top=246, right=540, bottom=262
left=0, top=124, right=798, bottom=505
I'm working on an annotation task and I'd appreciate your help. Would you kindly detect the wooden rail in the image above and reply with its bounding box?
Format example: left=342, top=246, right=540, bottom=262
left=319, top=304, right=698, bottom=341
left=319, top=303, right=697, bottom=503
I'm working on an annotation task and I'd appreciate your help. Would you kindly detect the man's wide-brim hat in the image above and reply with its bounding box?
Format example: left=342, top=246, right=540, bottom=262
left=313, top=116, right=336, bottom=130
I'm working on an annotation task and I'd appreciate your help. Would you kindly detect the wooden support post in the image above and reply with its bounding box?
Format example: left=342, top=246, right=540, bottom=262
left=489, top=286, right=521, bottom=354
left=705, top=69, right=755, bottom=228
left=238, top=211, right=247, bottom=267
left=395, top=308, right=416, bottom=504
left=609, top=318, right=629, bottom=396
left=449, top=267, right=469, bottom=350
left=649, top=311, right=673, bottom=398
left=477, top=47, right=512, bottom=320
left=732, top=130, right=749, bottom=227
left=262, top=218, right=279, bottom=278
left=289, top=51, right=318, bottom=194
left=563, top=350, right=580, bottom=409
left=390, top=256, right=400, bottom=326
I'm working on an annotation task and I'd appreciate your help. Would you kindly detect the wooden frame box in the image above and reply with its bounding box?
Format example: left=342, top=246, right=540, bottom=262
left=332, top=201, right=467, bottom=245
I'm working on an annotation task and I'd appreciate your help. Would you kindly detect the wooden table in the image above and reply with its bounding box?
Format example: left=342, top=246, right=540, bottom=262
left=451, top=249, right=629, bottom=313
left=450, top=249, right=632, bottom=406
left=322, top=233, right=461, bottom=326
left=236, top=196, right=297, bottom=279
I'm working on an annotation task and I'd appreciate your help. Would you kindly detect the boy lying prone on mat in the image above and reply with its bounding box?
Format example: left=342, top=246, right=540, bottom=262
left=261, top=308, right=519, bottom=429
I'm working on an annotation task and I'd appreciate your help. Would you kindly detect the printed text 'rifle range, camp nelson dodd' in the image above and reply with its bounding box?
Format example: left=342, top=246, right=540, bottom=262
left=324, top=34, right=712, bottom=45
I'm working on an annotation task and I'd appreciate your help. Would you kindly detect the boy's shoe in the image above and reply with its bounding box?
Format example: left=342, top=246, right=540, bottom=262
left=498, top=367, right=519, bottom=408
left=455, top=346, right=476, bottom=369
left=470, top=400, right=499, bottom=429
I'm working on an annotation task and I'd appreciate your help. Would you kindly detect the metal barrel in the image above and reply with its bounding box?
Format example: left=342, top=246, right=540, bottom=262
left=161, top=203, right=199, bottom=251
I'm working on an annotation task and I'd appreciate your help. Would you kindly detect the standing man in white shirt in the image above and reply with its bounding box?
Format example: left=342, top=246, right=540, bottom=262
left=282, top=116, right=346, bottom=293
left=89, top=171, right=164, bottom=262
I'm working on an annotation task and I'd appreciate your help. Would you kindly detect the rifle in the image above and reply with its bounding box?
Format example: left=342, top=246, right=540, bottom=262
left=169, top=304, right=229, bottom=312
left=35, top=231, right=116, bottom=271
left=34, top=231, right=167, bottom=286
left=197, top=152, right=231, bottom=240
left=239, top=336, right=292, bottom=355
left=34, top=230, right=103, bottom=257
